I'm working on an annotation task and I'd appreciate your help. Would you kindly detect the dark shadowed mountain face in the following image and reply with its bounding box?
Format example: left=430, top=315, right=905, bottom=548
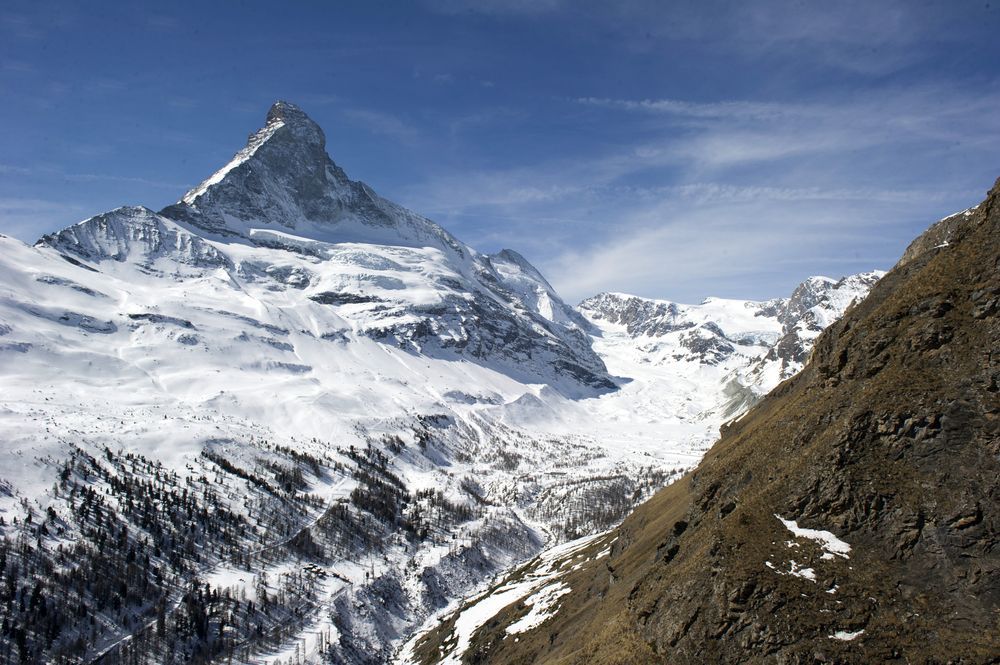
left=408, top=180, right=1000, bottom=664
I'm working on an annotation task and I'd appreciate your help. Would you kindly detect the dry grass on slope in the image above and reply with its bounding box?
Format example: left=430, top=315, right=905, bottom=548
left=436, top=179, right=1000, bottom=665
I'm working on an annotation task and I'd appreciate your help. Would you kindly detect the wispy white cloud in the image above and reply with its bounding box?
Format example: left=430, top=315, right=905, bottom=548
left=611, top=183, right=973, bottom=206
left=575, top=85, right=1000, bottom=173
left=1, top=59, right=34, bottom=73
left=342, top=108, right=421, bottom=144
left=0, top=162, right=188, bottom=190
left=0, top=163, right=32, bottom=176
left=1, top=12, right=45, bottom=40
left=420, top=1, right=978, bottom=76
left=61, top=173, right=189, bottom=190
left=576, top=97, right=808, bottom=121
left=541, top=197, right=914, bottom=303
left=402, top=165, right=587, bottom=215
left=0, top=198, right=89, bottom=242
left=534, top=1, right=947, bottom=74
left=145, top=14, right=179, bottom=30
left=168, top=96, right=199, bottom=110
left=402, top=82, right=998, bottom=301
left=447, top=106, right=525, bottom=136
left=423, top=0, right=564, bottom=17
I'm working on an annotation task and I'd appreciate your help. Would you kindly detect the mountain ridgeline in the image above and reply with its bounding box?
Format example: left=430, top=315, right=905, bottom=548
left=1, top=101, right=636, bottom=665
left=37, top=101, right=611, bottom=395
left=407, top=185, right=1000, bottom=663
left=578, top=271, right=883, bottom=420
left=0, top=99, right=984, bottom=665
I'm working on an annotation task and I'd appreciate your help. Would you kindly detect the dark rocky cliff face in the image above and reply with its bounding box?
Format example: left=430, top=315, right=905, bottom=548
left=424, top=180, right=1000, bottom=664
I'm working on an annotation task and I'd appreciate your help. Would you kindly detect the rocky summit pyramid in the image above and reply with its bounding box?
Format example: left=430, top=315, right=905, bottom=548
left=35, top=101, right=612, bottom=394
left=160, top=101, right=467, bottom=256
left=405, top=181, right=1000, bottom=663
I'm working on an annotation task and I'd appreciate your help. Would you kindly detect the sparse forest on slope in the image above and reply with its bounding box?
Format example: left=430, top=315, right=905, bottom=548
left=0, top=101, right=886, bottom=665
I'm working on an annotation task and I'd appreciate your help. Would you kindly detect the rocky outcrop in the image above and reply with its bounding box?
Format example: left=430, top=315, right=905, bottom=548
left=417, top=179, right=1000, bottom=663
left=159, top=101, right=470, bottom=260
left=748, top=271, right=884, bottom=378
left=37, top=206, right=232, bottom=269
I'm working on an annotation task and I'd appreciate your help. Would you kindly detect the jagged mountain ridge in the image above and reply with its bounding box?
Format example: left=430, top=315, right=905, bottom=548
left=404, top=182, right=1000, bottom=664
left=38, top=101, right=611, bottom=395
left=578, top=270, right=882, bottom=420
left=581, top=271, right=882, bottom=371
left=166, top=101, right=468, bottom=255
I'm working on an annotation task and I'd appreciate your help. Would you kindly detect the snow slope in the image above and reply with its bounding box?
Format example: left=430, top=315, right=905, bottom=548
left=0, top=101, right=879, bottom=664
left=483, top=274, right=882, bottom=478
left=0, top=102, right=657, bottom=664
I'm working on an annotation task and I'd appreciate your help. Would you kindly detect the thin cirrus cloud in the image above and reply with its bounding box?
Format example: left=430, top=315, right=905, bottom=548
left=543, top=197, right=914, bottom=304
left=403, top=83, right=999, bottom=302
left=0, top=198, right=89, bottom=240
left=575, top=97, right=810, bottom=121
left=575, top=86, right=1000, bottom=170
left=2, top=1, right=997, bottom=303
left=0, top=163, right=187, bottom=191
left=422, top=0, right=564, bottom=16
left=556, top=0, right=935, bottom=74
left=415, top=86, right=996, bottom=214
left=0, top=164, right=189, bottom=240
left=341, top=108, right=421, bottom=145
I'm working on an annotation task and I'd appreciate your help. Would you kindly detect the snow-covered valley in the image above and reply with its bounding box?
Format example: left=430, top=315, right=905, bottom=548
left=0, top=102, right=880, bottom=664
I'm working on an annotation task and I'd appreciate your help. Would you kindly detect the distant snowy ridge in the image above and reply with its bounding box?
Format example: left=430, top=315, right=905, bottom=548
left=578, top=269, right=883, bottom=419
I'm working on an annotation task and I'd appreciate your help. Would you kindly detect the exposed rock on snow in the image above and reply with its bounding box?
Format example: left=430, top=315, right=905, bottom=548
left=0, top=100, right=888, bottom=665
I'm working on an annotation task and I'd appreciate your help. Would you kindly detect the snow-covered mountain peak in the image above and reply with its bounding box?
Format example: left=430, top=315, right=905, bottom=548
left=36, top=205, right=231, bottom=270
left=264, top=99, right=326, bottom=146
left=486, top=249, right=591, bottom=329
left=491, top=249, right=550, bottom=284
left=156, top=101, right=466, bottom=261
left=779, top=270, right=884, bottom=334
left=578, top=271, right=881, bottom=418
left=28, top=102, right=614, bottom=394
left=178, top=100, right=325, bottom=210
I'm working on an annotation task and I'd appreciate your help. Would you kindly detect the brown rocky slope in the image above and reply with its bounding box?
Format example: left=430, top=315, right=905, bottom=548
left=411, top=180, right=1000, bottom=664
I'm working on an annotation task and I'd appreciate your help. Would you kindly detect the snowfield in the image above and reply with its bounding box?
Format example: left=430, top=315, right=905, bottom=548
left=0, top=101, right=881, bottom=664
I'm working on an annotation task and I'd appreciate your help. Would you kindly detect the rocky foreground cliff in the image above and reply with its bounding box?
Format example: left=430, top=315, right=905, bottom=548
left=405, top=181, right=1000, bottom=664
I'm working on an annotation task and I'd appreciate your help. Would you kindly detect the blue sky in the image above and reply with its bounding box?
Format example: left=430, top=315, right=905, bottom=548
left=1, top=0, right=998, bottom=302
